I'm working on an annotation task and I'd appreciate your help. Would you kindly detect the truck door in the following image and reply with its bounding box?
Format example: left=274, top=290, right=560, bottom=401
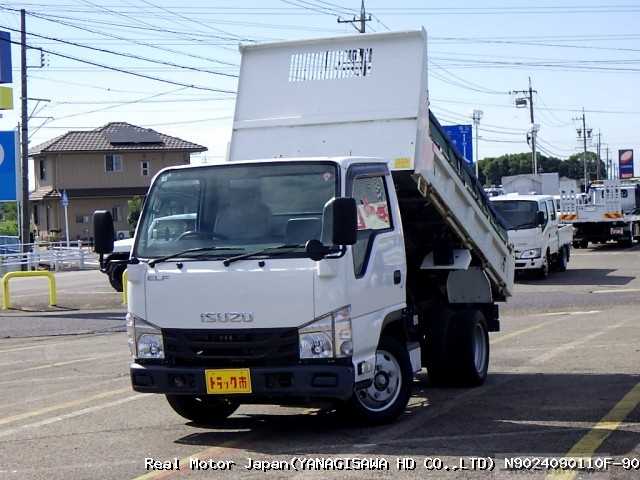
left=544, top=199, right=560, bottom=254
left=346, top=164, right=406, bottom=359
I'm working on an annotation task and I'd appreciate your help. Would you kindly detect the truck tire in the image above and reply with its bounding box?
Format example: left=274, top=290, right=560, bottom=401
left=108, top=263, right=127, bottom=292
left=343, top=336, right=412, bottom=425
left=556, top=246, right=568, bottom=272
left=165, top=395, right=239, bottom=425
left=580, top=239, right=589, bottom=249
left=448, top=310, right=490, bottom=387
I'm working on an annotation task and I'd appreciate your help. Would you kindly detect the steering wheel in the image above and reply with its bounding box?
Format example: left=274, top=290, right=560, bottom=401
left=176, top=231, right=228, bottom=241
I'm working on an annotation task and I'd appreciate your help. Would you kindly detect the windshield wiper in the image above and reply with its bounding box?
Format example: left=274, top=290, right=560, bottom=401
left=148, top=246, right=244, bottom=267
left=222, top=244, right=304, bottom=267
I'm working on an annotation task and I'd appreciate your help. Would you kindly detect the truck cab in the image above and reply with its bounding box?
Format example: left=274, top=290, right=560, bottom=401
left=491, top=194, right=572, bottom=277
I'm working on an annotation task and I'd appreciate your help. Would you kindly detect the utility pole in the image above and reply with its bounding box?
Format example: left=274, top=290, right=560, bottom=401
left=595, top=130, right=601, bottom=181
left=605, top=145, right=610, bottom=180
left=472, top=110, right=483, bottom=177
left=574, top=109, right=592, bottom=193
left=511, top=77, right=538, bottom=174
left=20, top=9, right=30, bottom=254
left=337, top=0, right=371, bottom=33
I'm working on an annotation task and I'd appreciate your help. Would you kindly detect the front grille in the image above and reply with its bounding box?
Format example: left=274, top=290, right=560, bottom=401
left=162, top=328, right=299, bottom=367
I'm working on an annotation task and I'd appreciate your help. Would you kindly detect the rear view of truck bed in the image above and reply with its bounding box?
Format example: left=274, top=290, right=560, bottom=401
left=229, top=29, right=514, bottom=298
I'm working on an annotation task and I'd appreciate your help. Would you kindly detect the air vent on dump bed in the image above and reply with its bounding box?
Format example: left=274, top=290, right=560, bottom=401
left=289, top=48, right=373, bottom=82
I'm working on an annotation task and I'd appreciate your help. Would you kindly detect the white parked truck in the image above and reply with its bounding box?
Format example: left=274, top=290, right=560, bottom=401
left=491, top=194, right=573, bottom=277
left=94, top=30, right=514, bottom=425
left=560, top=180, right=640, bottom=248
left=101, top=238, right=133, bottom=291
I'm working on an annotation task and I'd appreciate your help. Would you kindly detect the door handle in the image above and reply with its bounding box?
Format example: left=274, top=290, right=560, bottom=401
left=393, top=270, right=402, bottom=285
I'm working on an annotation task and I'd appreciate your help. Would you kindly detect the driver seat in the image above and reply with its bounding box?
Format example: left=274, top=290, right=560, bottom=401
left=214, top=185, right=272, bottom=241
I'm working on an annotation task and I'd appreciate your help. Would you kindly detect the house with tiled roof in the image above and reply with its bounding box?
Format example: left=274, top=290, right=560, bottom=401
left=29, top=122, right=206, bottom=241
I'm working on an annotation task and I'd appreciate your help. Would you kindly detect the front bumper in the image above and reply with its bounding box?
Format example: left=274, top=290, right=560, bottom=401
left=130, top=362, right=355, bottom=402
left=514, top=256, right=544, bottom=270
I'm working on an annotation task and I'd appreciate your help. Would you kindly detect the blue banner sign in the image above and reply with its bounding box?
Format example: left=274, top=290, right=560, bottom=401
left=0, top=31, right=12, bottom=84
left=442, top=124, right=473, bottom=165
left=0, top=131, right=17, bottom=201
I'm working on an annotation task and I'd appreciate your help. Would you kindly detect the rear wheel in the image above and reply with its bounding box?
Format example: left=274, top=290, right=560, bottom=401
left=448, top=310, right=490, bottom=386
left=426, top=309, right=490, bottom=387
left=165, top=395, right=239, bottom=424
left=343, top=336, right=412, bottom=425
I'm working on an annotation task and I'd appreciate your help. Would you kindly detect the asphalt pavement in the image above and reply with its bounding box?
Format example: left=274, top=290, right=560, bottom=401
left=0, top=244, right=638, bottom=479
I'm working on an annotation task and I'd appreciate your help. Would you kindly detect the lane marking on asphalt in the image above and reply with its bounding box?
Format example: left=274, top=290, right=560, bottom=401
left=546, top=381, right=640, bottom=480
left=0, top=376, right=128, bottom=411
left=0, top=352, right=125, bottom=377
left=528, top=322, right=625, bottom=365
left=591, top=288, right=640, bottom=294
left=537, top=310, right=601, bottom=317
left=0, top=387, right=130, bottom=427
left=0, top=394, right=145, bottom=439
left=492, top=310, right=601, bottom=345
left=492, top=319, right=559, bottom=345
left=0, top=373, right=117, bottom=386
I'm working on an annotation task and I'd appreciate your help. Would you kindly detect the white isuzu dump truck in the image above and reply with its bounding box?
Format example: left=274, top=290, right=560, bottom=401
left=491, top=194, right=573, bottom=277
left=93, top=30, right=514, bottom=425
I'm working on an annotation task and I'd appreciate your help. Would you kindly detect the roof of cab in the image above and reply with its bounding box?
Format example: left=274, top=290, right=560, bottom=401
left=491, top=193, right=555, bottom=202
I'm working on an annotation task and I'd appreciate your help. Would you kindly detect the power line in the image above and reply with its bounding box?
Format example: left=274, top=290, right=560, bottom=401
left=3, top=37, right=237, bottom=93
left=52, top=87, right=189, bottom=121
left=0, top=7, right=242, bottom=67
left=0, top=24, right=239, bottom=78
left=430, top=61, right=508, bottom=95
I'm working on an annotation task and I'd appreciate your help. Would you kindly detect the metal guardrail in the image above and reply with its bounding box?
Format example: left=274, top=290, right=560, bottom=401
left=1, top=271, right=57, bottom=309
left=0, top=241, right=96, bottom=274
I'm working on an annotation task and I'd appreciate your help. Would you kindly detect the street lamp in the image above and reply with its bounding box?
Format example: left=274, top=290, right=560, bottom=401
left=472, top=109, right=483, bottom=178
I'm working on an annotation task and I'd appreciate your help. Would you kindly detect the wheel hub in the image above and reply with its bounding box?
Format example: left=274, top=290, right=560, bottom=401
left=356, top=349, right=402, bottom=412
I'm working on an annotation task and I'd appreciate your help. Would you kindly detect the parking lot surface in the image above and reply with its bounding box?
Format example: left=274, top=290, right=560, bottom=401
left=0, top=244, right=638, bottom=479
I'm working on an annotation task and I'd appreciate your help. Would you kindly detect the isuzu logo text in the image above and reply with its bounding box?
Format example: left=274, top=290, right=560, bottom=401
left=200, top=312, right=254, bottom=323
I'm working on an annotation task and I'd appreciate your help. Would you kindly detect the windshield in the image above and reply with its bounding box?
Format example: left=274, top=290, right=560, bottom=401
left=135, top=162, right=338, bottom=258
left=491, top=200, right=539, bottom=230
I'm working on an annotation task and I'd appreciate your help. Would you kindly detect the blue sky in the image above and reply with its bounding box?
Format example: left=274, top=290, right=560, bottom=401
left=1, top=0, right=639, bottom=174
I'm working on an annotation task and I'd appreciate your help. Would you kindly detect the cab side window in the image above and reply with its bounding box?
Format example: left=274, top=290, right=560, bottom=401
left=352, top=176, right=392, bottom=277
left=546, top=200, right=556, bottom=221
left=540, top=201, right=549, bottom=227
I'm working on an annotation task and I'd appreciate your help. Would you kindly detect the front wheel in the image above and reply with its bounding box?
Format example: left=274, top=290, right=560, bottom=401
left=556, top=246, right=568, bottom=272
left=342, top=337, right=412, bottom=425
left=165, top=395, right=239, bottom=425
left=535, top=251, right=551, bottom=279
left=108, top=263, right=126, bottom=292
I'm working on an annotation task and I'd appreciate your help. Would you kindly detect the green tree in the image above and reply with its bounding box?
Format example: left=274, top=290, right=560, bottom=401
left=478, top=151, right=606, bottom=187
left=0, top=202, right=18, bottom=235
left=127, top=196, right=144, bottom=234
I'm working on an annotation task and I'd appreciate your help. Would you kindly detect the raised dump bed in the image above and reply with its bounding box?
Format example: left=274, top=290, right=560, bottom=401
left=229, top=29, right=514, bottom=298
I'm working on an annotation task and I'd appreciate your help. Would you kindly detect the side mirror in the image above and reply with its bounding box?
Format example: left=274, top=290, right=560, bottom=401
left=306, top=197, right=358, bottom=261
left=322, top=197, right=358, bottom=246
left=536, top=211, right=546, bottom=226
left=93, top=210, right=115, bottom=254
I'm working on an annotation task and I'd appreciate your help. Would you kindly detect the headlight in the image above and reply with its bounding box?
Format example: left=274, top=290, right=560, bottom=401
left=299, top=306, right=352, bottom=360
left=126, top=313, right=164, bottom=359
left=518, top=248, right=541, bottom=259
